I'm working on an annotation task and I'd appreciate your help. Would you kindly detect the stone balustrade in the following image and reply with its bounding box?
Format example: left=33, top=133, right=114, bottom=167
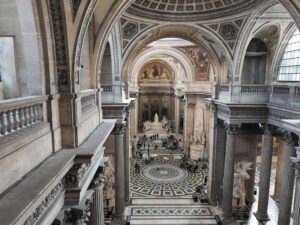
left=219, top=85, right=229, bottom=92
left=0, top=95, right=47, bottom=137
left=270, top=85, right=300, bottom=109
left=102, top=85, right=113, bottom=92
left=241, top=85, right=270, bottom=93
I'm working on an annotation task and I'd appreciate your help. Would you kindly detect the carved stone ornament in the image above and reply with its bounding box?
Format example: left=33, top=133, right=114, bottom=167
left=64, top=194, right=93, bottom=225
left=224, top=123, right=240, bottom=135
left=65, top=164, right=90, bottom=188
left=113, top=123, right=125, bottom=135
left=23, top=181, right=65, bottom=225
left=282, top=131, right=299, bottom=146
left=90, top=167, right=106, bottom=188
left=263, top=124, right=276, bottom=136
left=187, top=102, right=196, bottom=108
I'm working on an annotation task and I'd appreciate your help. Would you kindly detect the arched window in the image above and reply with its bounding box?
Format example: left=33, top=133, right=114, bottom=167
left=278, top=29, right=300, bottom=81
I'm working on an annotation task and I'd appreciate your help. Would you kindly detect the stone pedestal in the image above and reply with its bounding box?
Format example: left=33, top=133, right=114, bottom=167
left=254, top=128, right=273, bottom=221
left=190, top=144, right=204, bottom=160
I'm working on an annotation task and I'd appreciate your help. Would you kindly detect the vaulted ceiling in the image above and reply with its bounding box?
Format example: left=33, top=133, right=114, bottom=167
left=126, top=0, right=265, bottom=21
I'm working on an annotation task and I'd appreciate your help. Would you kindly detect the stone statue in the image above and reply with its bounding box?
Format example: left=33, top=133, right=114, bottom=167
left=154, top=113, right=159, bottom=123
left=233, top=161, right=253, bottom=208
left=103, top=160, right=115, bottom=208
left=161, top=116, right=168, bottom=128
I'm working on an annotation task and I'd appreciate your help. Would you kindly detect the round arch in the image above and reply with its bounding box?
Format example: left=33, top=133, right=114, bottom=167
left=127, top=46, right=197, bottom=90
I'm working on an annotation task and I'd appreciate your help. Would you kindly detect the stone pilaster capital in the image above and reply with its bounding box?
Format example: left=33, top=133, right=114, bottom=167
left=224, top=123, right=240, bottom=135
left=90, top=167, right=106, bottom=189
left=113, top=123, right=125, bottom=135
left=187, top=102, right=196, bottom=108
left=263, top=124, right=276, bottom=136
left=282, top=131, right=298, bottom=146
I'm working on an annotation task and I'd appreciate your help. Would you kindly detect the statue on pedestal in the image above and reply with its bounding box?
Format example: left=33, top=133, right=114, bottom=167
left=232, top=161, right=253, bottom=208
left=190, top=128, right=206, bottom=160
left=154, top=113, right=159, bottom=123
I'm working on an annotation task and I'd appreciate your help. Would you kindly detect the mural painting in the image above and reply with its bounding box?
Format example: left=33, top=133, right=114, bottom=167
left=139, top=62, right=172, bottom=81
left=180, top=47, right=210, bottom=81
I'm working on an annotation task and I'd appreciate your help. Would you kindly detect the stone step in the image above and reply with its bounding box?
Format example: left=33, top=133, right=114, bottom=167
left=131, top=198, right=208, bottom=206
left=128, top=205, right=217, bottom=225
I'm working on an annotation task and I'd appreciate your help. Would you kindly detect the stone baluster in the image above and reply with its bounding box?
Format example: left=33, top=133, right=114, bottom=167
left=19, top=107, right=25, bottom=128
left=1, top=111, right=9, bottom=135
left=221, top=123, right=239, bottom=224
left=29, top=105, right=35, bottom=124
left=291, top=146, right=300, bottom=225
left=7, top=110, right=14, bottom=133
left=112, top=122, right=126, bottom=225
left=24, top=106, right=30, bottom=126
left=38, top=104, right=43, bottom=121
left=254, top=125, right=274, bottom=221
left=0, top=112, right=3, bottom=136
left=278, top=132, right=298, bottom=225
left=13, top=108, right=20, bottom=131
left=34, top=104, right=39, bottom=122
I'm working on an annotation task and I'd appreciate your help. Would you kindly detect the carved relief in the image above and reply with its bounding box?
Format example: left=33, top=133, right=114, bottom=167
left=49, top=0, right=68, bottom=91
left=122, top=22, right=138, bottom=39
left=219, top=23, right=238, bottom=40
left=24, top=181, right=65, bottom=225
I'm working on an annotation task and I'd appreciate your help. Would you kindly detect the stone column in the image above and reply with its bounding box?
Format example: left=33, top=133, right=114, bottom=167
left=272, top=140, right=286, bottom=202
left=89, top=168, right=106, bottom=225
left=291, top=147, right=300, bottom=225
left=112, top=123, right=125, bottom=224
left=278, top=132, right=298, bottom=225
left=174, top=95, right=180, bottom=134
left=221, top=123, right=239, bottom=223
left=254, top=126, right=274, bottom=221
left=123, top=120, right=130, bottom=205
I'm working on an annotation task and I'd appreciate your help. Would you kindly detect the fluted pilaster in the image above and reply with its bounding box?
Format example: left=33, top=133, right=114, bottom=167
left=278, top=132, right=298, bottom=225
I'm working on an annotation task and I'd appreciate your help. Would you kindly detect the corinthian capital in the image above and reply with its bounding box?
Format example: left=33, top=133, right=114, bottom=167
left=224, top=123, right=240, bottom=135
left=113, top=123, right=125, bottom=135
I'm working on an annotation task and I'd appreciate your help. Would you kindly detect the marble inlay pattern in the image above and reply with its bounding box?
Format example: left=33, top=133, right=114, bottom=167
left=130, top=157, right=208, bottom=198
left=127, top=0, right=264, bottom=21
left=131, top=206, right=213, bottom=216
left=141, top=164, right=188, bottom=183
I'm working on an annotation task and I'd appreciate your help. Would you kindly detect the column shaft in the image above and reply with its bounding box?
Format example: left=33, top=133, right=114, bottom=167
left=273, top=140, right=286, bottom=201
left=278, top=142, right=296, bottom=225
left=124, top=125, right=130, bottom=205
left=114, top=130, right=125, bottom=219
left=221, top=131, right=236, bottom=221
left=254, top=133, right=273, bottom=221
left=89, top=185, right=104, bottom=225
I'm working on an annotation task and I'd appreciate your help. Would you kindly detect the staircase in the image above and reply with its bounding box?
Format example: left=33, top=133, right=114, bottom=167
left=128, top=198, right=217, bottom=225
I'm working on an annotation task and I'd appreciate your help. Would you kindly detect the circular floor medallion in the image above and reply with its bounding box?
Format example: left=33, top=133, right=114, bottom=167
left=141, top=164, right=188, bottom=183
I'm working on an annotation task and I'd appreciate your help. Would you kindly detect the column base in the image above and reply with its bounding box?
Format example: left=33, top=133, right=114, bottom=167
left=111, top=218, right=126, bottom=225
left=254, top=211, right=270, bottom=221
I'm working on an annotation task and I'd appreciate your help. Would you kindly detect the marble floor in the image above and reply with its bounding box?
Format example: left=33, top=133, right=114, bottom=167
left=130, top=156, right=208, bottom=199
left=127, top=154, right=287, bottom=224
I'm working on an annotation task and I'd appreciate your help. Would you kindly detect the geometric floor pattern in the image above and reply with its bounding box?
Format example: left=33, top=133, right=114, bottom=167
left=130, top=156, right=208, bottom=198
left=131, top=206, right=213, bottom=216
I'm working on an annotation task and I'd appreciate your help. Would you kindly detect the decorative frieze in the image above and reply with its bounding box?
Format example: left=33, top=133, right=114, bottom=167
left=65, top=164, right=90, bottom=188
left=23, top=181, right=65, bottom=225
left=224, top=123, right=240, bottom=135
